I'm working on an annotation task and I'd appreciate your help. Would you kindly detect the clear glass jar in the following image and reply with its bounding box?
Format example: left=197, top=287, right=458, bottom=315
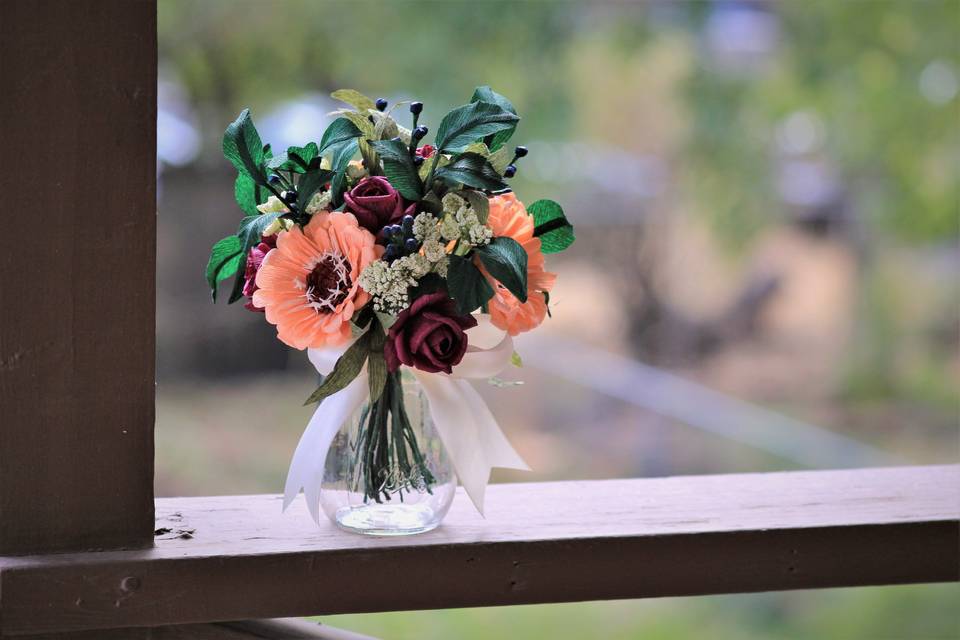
left=320, top=371, right=456, bottom=535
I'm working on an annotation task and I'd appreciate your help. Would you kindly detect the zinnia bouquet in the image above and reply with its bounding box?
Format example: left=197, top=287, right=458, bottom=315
left=206, top=87, right=574, bottom=534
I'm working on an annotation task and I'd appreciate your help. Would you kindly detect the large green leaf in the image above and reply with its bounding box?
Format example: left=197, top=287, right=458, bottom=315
left=330, top=137, right=359, bottom=207
left=435, top=101, right=520, bottom=153
left=470, top=86, right=518, bottom=151
left=205, top=236, right=244, bottom=302
left=475, top=236, right=528, bottom=302
left=237, top=212, right=279, bottom=254
left=434, top=153, right=507, bottom=191
left=447, top=255, right=495, bottom=315
left=232, top=214, right=279, bottom=303
left=370, top=138, right=422, bottom=201
left=304, top=330, right=371, bottom=405
left=319, top=117, right=363, bottom=154
left=222, top=109, right=267, bottom=185
left=528, top=199, right=575, bottom=254
left=234, top=172, right=271, bottom=215
left=331, top=89, right=376, bottom=112
left=335, top=110, right=377, bottom=139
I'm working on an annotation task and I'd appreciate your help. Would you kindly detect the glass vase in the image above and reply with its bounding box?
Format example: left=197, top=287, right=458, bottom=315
left=319, top=370, right=456, bottom=535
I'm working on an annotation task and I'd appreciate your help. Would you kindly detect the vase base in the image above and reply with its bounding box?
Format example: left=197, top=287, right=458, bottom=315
left=333, top=503, right=443, bottom=536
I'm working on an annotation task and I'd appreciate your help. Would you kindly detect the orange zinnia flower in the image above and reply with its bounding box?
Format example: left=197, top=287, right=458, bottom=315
left=483, top=193, right=556, bottom=336
left=253, top=212, right=381, bottom=350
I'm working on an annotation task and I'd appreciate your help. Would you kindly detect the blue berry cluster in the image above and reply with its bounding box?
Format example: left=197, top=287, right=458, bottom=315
left=381, top=214, right=420, bottom=262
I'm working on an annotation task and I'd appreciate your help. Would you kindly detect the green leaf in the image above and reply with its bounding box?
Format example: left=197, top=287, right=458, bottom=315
left=227, top=269, right=246, bottom=304
left=371, top=111, right=400, bottom=140
left=265, top=151, right=289, bottom=171
left=447, top=255, right=495, bottom=315
left=370, top=138, right=422, bottom=200
left=331, top=89, right=377, bottom=112
left=237, top=212, right=279, bottom=255
left=463, top=141, right=491, bottom=157
left=234, top=172, right=271, bottom=215
left=222, top=109, right=267, bottom=184
left=408, top=272, right=445, bottom=301
left=487, top=145, right=513, bottom=174
left=273, top=142, right=320, bottom=172
left=435, top=101, right=520, bottom=153
left=510, top=351, right=523, bottom=368
left=528, top=199, right=575, bottom=254
left=434, top=153, right=507, bottom=191
left=419, top=153, right=449, bottom=181
left=470, top=86, right=518, bottom=151
left=330, top=137, right=359, bottom=207
left=205, top=236, right=244, bottom=302
left=334, top=110, right=377, bottom=139
left=319, top=117, right=363, bottom=155
left=367, top=328, right=388, bottom=403
left=475, top=236, right=528, bottom=303
left=296, top=168, right=334, bottom=211
left=358, top=137, right=379, bottom=176
left=304, top=330, right=372, bottom=405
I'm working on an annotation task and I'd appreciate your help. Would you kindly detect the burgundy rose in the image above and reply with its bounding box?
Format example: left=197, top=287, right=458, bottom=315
left=343, top=176, right=415, bottom=235
left=242, top=235, right=277, bottom=312
left=384, top=292, right=478, bottom=374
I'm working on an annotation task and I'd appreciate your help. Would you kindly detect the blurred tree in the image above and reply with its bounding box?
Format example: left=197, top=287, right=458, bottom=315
left=682, top=0, right=959, bottom=247
left=159, top=0, right=576, bottom=159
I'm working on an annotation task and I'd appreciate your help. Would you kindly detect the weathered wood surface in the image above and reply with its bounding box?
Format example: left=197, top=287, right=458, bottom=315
left=23, top=618, right=378, bottom=639
left=0, top=0, right=157, bottom=555
left=1, top=466, right=956, bottom=636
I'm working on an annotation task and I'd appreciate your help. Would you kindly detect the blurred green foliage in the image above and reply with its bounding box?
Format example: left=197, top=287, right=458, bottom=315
left=159, top=0, right=577, bottom=143
left=161, top=0, right=958, bottom=245
left=683, top=0, right=959, bottom=247
left=322, top=583, right=960, bottom=639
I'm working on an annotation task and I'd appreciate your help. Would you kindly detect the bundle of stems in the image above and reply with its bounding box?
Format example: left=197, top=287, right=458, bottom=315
left=350, top=371, right=435, bottom=504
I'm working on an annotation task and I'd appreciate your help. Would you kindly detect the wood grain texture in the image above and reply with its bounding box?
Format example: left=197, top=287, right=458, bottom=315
left=1, top=466, right=956, bottom=636
left=0, top=0, right=157, bottom=554
left=22, top=619, right=379, bottom=640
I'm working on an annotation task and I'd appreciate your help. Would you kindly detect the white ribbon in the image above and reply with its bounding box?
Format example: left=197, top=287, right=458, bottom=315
left=282, top=315, right=529, bottom=523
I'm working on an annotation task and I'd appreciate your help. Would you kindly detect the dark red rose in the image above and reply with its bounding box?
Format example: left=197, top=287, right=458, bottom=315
left=343, top=176, right=415, bottom=235
left=242, top=235, right=277, bottom=312
left=416, top=144, right=435, bottom=159
left=384, top=292, right=478, bottom=374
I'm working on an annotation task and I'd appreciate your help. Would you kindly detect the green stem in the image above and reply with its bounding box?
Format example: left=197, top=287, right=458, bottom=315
left=354, top=371, right=436, bottom=503
left=422, top=151, right=442, bottom=195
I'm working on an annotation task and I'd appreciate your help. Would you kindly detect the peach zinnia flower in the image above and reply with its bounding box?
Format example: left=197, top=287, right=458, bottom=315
left=483, top=193, right=556, bottom=336
left=253, top=212, right=380, bottom=349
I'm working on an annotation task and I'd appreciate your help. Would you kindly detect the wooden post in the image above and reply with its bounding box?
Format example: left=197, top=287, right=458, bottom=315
left=0, top=0, right=157, bottom=555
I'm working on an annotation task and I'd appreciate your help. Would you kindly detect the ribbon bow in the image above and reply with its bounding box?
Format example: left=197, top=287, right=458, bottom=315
left=282, top=315, right=529, bottom=524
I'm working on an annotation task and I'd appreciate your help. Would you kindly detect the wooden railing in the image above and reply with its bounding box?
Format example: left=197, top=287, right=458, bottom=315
left=1, top=2, right=956, bottom=638
left=1, top=466, right=957, bottom=636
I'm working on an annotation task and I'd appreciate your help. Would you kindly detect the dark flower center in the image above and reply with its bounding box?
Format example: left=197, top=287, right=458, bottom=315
left=436, top=335, right=452, bottom=355
left=304, top=252, right=351, bottom=313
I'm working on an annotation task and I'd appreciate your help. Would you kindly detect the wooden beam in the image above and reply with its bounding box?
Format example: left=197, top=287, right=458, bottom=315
left=22, top=618, right=379, bottom=639
left=1, top=466, right=956, bottom=636
left=0, top=0, right=157, bottom=554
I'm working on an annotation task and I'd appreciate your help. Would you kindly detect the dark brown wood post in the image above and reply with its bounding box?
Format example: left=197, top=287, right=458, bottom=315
left=0, top=0, right=157, bottom=554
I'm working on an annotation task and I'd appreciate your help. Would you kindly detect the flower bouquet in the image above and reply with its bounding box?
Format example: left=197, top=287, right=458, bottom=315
left=205, top=87, right=574, bottom=535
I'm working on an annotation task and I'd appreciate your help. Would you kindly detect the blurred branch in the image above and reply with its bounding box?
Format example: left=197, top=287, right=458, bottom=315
left=521, top=334, right=901, bottom=469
